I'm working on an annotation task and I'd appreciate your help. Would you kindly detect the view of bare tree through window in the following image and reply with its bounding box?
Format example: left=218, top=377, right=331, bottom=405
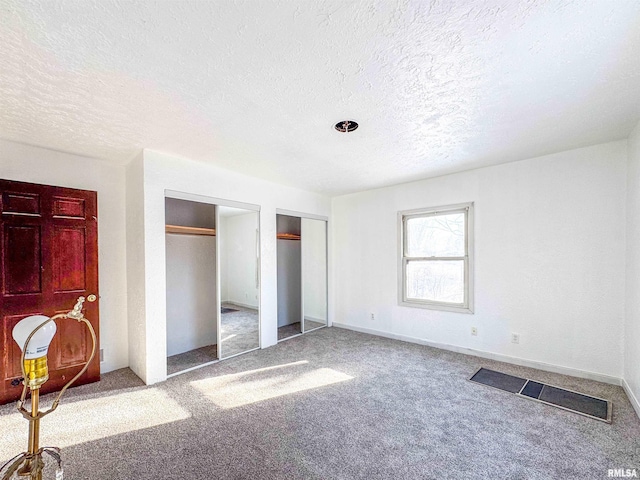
left=406, top=260, right=464, bottom=303
left=406, top=213, right=464, bottom=257
left=404, top=212, right=466, bottom=304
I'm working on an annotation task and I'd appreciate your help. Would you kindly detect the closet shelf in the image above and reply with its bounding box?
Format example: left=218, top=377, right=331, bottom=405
left=277, top=233, right=301, bottom=241
left=166, top=224, right=216, bottom=236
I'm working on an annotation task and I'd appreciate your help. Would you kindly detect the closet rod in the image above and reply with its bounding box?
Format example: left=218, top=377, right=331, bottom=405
left=166, top=224, right=216, bottom=236
left=277, top=233, right=300, bottom=241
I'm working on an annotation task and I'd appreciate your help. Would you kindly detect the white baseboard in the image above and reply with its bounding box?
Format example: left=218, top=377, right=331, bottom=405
left=332, top=322, right=622, bottom=386
left=622, top=378, right=640, bottom=419
left=224, top=301, right=258, bottom=310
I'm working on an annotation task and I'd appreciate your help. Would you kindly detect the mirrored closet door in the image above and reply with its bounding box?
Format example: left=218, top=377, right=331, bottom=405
left=277, top=212, right=327, bottom=341
left=217, top=206, right=260, bottom=359
left=301, top=218, right=327, bottom=332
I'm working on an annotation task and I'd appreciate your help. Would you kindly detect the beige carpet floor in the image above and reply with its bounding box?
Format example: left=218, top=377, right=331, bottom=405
left=1, top=327, right=638, bottom=479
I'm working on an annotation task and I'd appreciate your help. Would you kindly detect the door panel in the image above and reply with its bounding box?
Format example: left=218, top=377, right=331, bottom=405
left=53, top=226, right=86, bottom=292
left=50, top=312, right=88, bottom=369
left=3, top=225, right=42, bottom=295
left=0, top=179, right=99, bottom=405
left=52, top=196, right=85, bottom=218
left=2, top=191, right=41, bottom=215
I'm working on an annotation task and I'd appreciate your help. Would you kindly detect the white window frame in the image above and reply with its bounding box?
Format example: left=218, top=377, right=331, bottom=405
left=398, top=202, right=474, bottom=314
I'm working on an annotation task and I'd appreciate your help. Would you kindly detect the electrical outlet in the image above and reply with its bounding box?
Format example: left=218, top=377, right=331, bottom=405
left=511, top=333, right=520, bottom=344
left=370, top=313, right=375, bottom=321
left=100, top=349, right=104, bottom=362
left=471, top=327, right=478, bottom=336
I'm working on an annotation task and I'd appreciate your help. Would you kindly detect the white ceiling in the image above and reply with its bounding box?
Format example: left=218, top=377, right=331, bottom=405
left=1, top=0, right=639, bottom=196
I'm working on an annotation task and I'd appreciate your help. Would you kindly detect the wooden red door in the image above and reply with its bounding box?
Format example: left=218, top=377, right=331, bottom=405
left=0, top=179, right=99, bottom=405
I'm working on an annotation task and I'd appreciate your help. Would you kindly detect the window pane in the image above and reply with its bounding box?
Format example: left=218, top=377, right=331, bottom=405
left=406, top=260, right=464, bottom=304
left=406, top=213, right=465, bottom=257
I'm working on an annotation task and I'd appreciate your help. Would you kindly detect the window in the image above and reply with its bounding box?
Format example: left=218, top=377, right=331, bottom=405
left=398, top=202, right=473, bottom=313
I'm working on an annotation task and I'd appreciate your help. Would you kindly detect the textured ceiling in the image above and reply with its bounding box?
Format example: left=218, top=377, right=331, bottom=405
left=1, top=0, right=639, bottom=196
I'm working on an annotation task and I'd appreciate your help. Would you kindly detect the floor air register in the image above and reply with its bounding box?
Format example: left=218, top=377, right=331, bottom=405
left=469, top=367, right=612, bottom=423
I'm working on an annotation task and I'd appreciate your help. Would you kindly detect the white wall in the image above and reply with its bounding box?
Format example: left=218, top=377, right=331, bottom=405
left=133, top=149, right=331, bottom=384
left=0, top=139, right=128, bottom=374
left=625, top=121, right=640, bottom=414
left=221, top=212, right=260, bottom=309
left=332, top=141, right=627, bottom=381
left=125, top=153, right=147, bottom=380
left=277, top=239, right=301, bottom=327
left=165, top=234, right=217, bottom=356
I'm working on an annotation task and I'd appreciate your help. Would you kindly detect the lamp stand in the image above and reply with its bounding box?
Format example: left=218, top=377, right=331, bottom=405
left=17, top=388, right=40, bottom=478
left=0, top=295, right=97, bottom=480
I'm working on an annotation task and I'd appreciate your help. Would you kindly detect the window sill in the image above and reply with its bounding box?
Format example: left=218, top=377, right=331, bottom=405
left=399, top=300, right=474, bottom=314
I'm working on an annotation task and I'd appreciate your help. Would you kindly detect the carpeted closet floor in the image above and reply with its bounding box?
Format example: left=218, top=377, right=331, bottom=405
left=1, top=327, right=638, bottom=479
left=278, top=320, right=326, bottom=341
left=167, top=304, right=260, bottom=375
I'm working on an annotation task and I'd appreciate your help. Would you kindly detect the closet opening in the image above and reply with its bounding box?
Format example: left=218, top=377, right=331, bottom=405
left=277, top=215, right=302, bottom=340
left=165, top=195, right=261, bottom=377
left=165, top=197, right=218, bottom=375
left=276, top=211, right=328, bottom=342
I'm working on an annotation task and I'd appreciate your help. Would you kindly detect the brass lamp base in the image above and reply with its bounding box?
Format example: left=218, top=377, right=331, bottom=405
left=16, top=454, right=44, bottom=477
left=1, top=446, right=62, bottom=480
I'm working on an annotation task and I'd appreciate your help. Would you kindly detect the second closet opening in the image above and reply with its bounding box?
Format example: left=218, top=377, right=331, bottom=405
left=276, top=212, right=328, bottom=342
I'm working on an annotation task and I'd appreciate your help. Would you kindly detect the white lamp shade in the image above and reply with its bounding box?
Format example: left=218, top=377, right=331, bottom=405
left=12, top=315, right=57, bottom=359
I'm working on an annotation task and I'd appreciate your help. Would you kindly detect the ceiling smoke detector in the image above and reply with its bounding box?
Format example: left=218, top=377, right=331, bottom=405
left=334, top=120, right=358, bottom=133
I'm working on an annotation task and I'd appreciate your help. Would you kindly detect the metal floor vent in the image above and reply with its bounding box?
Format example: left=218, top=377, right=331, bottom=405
left=469, top=367, right=612, bottom=423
